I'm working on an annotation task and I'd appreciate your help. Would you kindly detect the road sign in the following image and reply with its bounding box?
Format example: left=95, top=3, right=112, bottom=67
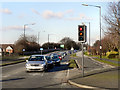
left=60, top=45, right=64, bottom=48
left=23, top=49, right=25, bottom=52
left=71, top=47, right=74, bottom=50
left=40, top=48, right=43, bottom=51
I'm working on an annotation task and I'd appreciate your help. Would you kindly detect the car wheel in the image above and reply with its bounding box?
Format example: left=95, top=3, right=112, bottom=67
left=44, top=66, right=48, bottom=72
left=26, top=71, right=30, bottom=73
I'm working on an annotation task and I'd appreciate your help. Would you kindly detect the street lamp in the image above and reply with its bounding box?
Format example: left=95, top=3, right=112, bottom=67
left=82, top=4, right=102, bottom=59
left=48, top=34, right=55, bottom=49
left=24, top=23, right=35, bottom=38
left=38, top=30, right=45, bottom=45
left=23, top=23, right=35, bottom=54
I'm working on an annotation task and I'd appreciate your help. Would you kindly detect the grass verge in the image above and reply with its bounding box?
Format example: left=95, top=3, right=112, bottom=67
left=2, top=56, right=21, bottom=60
left=68, top=59, right=78, bottom=68
left=85, top=52, right=120, bottom=67
left=94, top=58, right=120, bottom=67
left=0, top=60, right=26, bottom=66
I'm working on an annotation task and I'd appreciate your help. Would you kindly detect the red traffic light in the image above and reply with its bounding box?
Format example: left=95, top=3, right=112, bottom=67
left=79, top=27, right=82, bottom=31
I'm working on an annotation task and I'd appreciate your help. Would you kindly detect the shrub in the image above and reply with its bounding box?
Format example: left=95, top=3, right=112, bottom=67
left=106, top=51, right=119, bottom=58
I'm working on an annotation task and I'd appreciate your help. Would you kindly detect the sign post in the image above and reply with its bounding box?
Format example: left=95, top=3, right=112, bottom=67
left=40, top=48, right=43, bottom=55
left=23, top=49, right=25, bottom=56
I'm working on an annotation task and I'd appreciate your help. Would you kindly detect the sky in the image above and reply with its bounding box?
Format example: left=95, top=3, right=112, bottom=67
left=0, top=0, right=118, bottom=46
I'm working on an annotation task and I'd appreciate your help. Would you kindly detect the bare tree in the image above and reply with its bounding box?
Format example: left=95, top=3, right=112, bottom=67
left=103, top=2, right=120, bottom=58
left=26, top=35, right=37, bottom=43
left=14, top=34, right=40, bottom=54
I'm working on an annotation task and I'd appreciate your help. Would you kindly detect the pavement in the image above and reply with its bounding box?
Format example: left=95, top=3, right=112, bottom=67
left=68, top=51, right=119, bottom=89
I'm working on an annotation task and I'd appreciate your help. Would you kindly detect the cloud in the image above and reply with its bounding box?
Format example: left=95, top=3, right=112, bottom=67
left=0, top=8, right=12, bottom=14
left=31, top=9, right=40, bottom=15
left=2, top=25, right=31, bottom=31
left=31, top=9, right=73, bottom=19
left=65, top=13, right=93, bottom=21
left=65, top=9, right=74, bottom=14
left=42, top=10, right=64, bottom=19
left=18, top=13, right=26, bottom=18
left=31, top=9, right=92, bottom=20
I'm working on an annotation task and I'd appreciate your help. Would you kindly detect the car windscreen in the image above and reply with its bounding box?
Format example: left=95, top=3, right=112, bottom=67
left=28, top=56, right=44, bottom=61
left=45, top=56, right=51, bottom=61
left=52, top=56, right=58, bottom=59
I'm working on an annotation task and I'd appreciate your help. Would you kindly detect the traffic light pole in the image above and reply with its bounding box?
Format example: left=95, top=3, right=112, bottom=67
left=81, top=42, right=84, bottom=77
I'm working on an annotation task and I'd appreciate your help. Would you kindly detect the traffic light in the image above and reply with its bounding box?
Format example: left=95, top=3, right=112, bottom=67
left=78, top=25, right=87, bottom=42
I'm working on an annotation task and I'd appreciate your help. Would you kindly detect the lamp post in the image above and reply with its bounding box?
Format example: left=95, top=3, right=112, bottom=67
left=38, top=30, right=45, bottom=45
left=82, top=4, right=102, bottom=59
left=24, top=23, right=35, bottom=39
left=23, top=23, right=35, bottom=55
left=48, top=34, right=55, bottom=49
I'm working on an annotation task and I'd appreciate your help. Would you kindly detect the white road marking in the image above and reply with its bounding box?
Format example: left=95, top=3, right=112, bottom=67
left=67, top=68, right=69, bottom=78
left=41, top=72, right=44, bottom=76
left=2, top=67, right=25, bottom=78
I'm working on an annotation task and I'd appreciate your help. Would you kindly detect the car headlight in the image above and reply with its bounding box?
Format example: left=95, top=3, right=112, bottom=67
left=41, top=64, right=45, bottom=66
left=26, top=64, right=30, bottom=66
left=56, top=60, right=60, bottom=62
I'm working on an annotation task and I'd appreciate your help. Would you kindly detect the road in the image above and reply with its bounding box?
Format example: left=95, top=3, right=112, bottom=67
left=1, top=51, right=114, bottom=89
left=2, top=55, right=78, bottom=89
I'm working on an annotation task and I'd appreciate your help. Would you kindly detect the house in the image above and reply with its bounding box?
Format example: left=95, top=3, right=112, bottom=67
left=0, top=44, right=14, bottom=54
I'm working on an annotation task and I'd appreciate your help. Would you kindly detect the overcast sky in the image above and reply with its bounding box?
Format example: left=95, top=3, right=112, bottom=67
left=0, top=0, right=118, bottom=46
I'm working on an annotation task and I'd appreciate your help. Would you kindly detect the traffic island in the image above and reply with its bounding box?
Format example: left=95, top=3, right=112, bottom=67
left=68, top=59, right=79, bottom=69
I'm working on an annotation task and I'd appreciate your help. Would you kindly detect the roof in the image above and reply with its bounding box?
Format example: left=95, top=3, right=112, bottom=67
left=0, top=44, right=14, bottom=49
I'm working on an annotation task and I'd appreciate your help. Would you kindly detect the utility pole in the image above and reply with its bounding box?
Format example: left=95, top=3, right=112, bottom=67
left=48, top=34, right=49, bottom=49
left=38, top=32, right=40, bottom=45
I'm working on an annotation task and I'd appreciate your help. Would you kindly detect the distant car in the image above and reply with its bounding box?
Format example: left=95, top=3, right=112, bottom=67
left=68, top=51, right=72, bottom=54
left=26, top=55, right=48, bottom=72
left=45, top=56, right=54, bottom=69
left=58, top=54, right=62, bottom=60
left=50, top=55, right=60, bottom=66
left=58, top=52, right=65, bottom=58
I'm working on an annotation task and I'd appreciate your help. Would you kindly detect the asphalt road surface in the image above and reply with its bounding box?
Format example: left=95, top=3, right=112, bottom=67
left=2, top=55, right=78, bottom=89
